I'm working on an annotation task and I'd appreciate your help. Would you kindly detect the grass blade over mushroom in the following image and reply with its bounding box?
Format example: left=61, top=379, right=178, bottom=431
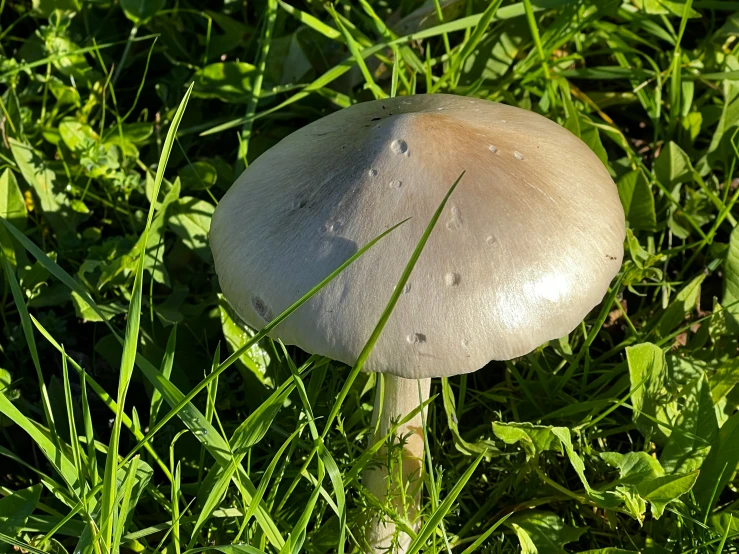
left=117, top=217, right=413, bottom=466
left=321, top=170, right=467, bottom=438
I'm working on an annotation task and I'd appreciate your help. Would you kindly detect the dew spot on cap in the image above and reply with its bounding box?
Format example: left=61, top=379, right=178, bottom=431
left=403, top=283, right=411, bottom=294
left=514, top=151, right=524, bottom=160
left=488, top=145, right=498, bottom=154
left=391, top=139, right=408, bottom=155
left=368, top=168, right=378, bottom=177
left=290, top=199, right=306, bottom=210
left=389, top=179, right=402, bottom=189
left=251, top=294, right=273, bottom=322
left=407, top=333, right=427, bottom=345
left=486, top=235, right=497, bottom=246
left=323, top=221, right=342, bottom=233
left=446, top=205, right=463, bottom=231
left=445, top=272, right=461, bottom=287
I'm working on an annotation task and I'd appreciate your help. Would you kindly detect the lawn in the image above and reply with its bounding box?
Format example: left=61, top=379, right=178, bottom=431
left=1, top=0, right=739, bottom=552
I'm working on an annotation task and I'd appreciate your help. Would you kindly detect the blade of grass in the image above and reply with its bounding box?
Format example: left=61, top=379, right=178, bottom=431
left=60, top=346, right=86, bottom=504
left=435, top=0, right=504, bottom=91
left=80, top=369, right=98, bottom=489
left=523, top=0, right=552, bottom=82
left=354, top=0, right=425, bottom=74
left=326, top=4, right=385, bottom=100
left=235, top=0, right=277, bottom=173
left=170, top=438, right=185, bottom=554
left=101, top=82, right=193, bottom=550
left=150, top=325, right=176, bottom=429
left=667, top=0, right=693, bottom=138
left=407, top=452, right=486, bottom=554
left=234, top=423, right=308, bottom=543
left=0, top=533, right=50, bottom=554
left=198, top=343, right=220, bottom=483
left=111, top=457, right=139, bottom=554
left=0, top=392, right=78, bottom=489
left=1, top=253, right=57, bottom=440
left=458, top=512, right=513, bottom=554
left=284, top=463, right=325, bottom=554
left=278, top=1, right=341, bottom=40
left=0, top=446, right=75, bottom=510
left=714, top=515, right=732, bottom=553
left=431, top=0, right=452, bottom=57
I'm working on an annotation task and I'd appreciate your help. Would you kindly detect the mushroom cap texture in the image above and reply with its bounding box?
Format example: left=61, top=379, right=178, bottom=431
left=210, top=94, right=625, bottom=379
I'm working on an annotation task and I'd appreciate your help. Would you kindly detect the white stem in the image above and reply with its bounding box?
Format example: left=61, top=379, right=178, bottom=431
left=364, top=375, right=431, bottom=553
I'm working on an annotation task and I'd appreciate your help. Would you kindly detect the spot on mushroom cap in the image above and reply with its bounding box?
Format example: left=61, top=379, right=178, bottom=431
left=210, top=94, right=625, bottom=379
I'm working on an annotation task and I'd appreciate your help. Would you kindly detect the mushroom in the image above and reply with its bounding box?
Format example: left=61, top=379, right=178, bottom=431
left=210, top=94, right=625, bottom=552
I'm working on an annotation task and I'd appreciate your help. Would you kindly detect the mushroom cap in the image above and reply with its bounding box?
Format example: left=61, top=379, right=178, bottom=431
left=210, top=94, right=625, bottom=379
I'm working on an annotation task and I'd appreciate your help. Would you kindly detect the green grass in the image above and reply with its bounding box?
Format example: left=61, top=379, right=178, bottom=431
left=1, top=0, right=739, bottom=552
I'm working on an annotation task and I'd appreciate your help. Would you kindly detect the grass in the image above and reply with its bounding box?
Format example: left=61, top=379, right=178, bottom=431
left=1, top=0, right=739, bottom=552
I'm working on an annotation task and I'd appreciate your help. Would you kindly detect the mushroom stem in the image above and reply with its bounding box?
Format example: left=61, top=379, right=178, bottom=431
left=364, top=375, right=431, bottom=553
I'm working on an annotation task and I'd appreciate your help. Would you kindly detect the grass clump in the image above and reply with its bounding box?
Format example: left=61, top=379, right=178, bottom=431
left=1, top=0, right=739, bottom=553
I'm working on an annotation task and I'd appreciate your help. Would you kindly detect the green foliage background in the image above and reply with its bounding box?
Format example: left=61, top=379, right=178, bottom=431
left=1, top=0, right=739, bottom=552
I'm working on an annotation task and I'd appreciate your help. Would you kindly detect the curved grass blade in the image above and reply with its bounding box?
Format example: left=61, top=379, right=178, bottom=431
left=0, top=392, right=77, bottom=489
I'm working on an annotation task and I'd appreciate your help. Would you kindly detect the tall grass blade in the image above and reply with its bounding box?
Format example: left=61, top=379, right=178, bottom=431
left=100, top=82, right=194, bottom=550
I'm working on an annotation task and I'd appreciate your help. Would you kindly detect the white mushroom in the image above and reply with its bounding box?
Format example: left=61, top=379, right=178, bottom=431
left=210, top=94, right=625, bottom=553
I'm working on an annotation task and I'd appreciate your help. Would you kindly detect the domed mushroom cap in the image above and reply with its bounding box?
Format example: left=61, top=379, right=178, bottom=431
left=210, top=94, right=625, bottom=379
